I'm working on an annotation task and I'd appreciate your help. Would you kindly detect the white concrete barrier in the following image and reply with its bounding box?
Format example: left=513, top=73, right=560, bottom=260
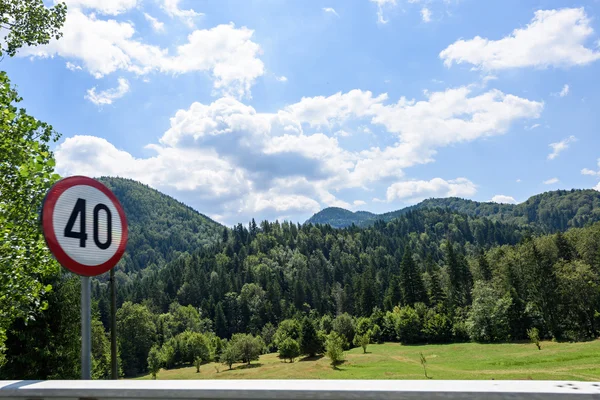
left=0, top=380, right=599, bottom=399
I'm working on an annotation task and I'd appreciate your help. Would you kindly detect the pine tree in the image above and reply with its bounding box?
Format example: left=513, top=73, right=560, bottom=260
left=400, top=246, right=427, bottom=306
left=428, top=269, right=445, bottom=306
left=222, top=227, right=229, bottom=244
left=555, top=231, right=574, bottom=261
left=478, top=249, right=492, bottom=281
left=383, top=276, right=402, bottom=310
left=300, top=318, right=322, bottom=357
left=294, top=280, right=305, bottom=310
left=359, top=268, right=377, bottom=316
left=214, top=302, right=228, bottom=339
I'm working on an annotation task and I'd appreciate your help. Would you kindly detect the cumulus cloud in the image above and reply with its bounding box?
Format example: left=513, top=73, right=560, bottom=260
left=559, top=84, right=570, bottom=97
left=491, top=195, right=517, bottom=204
left=162, top=0, right=203, bottom=28
left=85, top=78, right=130, bottom=105
left=144, top=13, right=165, bottom=32
left=548, top=135, right=576, bottom=160
left=57, top=85, right=542, bottom=223
left=323, top=7, right=339, bottom=16
left=544, top=178, right=559, bottom=185
left=440, top=8, right=600, bottom=70
left=276, top=75, right=288, bottom=82
left=386, top=178, right=477, bottom=203
left=20, top=9, right=264, bottom=98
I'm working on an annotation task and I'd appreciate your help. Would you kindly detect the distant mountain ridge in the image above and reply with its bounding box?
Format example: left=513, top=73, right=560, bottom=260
left=306, top=189, right=600, bottom=232
left=97, top=177, right=223, bottom=274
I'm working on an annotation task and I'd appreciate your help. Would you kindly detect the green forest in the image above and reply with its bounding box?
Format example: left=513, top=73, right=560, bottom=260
left=3, top=175, right=600, bottom=378
left=2, top=0, right=600, bottom=383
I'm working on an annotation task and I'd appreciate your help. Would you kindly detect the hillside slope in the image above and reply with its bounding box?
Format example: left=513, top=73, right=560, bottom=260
left=97, top=177, right=223, bottom=273
left=306, top=189, right=600, bottom=231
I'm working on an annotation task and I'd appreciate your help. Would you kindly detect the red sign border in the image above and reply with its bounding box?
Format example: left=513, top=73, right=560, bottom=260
left=41, top=176, right=128, bottom=277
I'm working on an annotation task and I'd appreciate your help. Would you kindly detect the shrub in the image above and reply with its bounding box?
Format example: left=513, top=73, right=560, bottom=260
left=395, top=306, right=422, bottom=344
left=353, top=332, right=370, bottom=353
left=332, top=313, right=354, bottom=349
left=325, top=332, right=345, bottom=367
left=278, top=338, right=301, bottom=363
left=527, top=327, right=541, bottom=350
left=220, top=344, right=240, bottom=370
left=422, top=310, right=453, bottom=343
left=370, top=324, right=383, bottom=344
left=147, top=345, right=163, bottom=380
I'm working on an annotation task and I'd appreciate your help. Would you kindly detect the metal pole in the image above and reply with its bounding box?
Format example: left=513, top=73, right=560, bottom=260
left=110, top=268, right=118, bottom=379
left=81, top=276, right=91, bottom=380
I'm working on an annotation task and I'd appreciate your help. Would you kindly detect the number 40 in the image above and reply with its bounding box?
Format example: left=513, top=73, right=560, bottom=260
left=64, top=198, right=112, bottom=249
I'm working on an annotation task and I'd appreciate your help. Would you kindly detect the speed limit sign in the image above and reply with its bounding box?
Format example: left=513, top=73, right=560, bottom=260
left=41, top=175, right=128, bottom=379
left=41, top=175, right=128, bottom=276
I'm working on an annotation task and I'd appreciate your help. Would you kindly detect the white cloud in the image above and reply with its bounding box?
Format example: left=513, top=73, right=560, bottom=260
left=526, top=123, right=541, bottom=130
left=491, top=195, right=517, bottom=204
left=368, top=87, right=543, bottom=162
left=559, top=84, right=570, bottom=97
left=386, top=177, right=477, bottom=203
left=20, top=10, right=264, bottom=98
left=516, top=179, right=522, bottom=183
left=276, top=75, right=288, bottom=82
left=57, top=0, right=138, bottom=15
left=370, top=0, right=396, bottom=24
left=440, top=8, right=600, bottom=70
left=595, top=182, right=600, bottom=192
left=548, top=135, right=576, bottom=160
left=163, top=24, right=264, bottom=98
left=57, top=84, right=542, bottom=223
left=66, top=61, right=82, bottom=71
left=421, top=7, right=432, bottom=23
left=323, top=7, right=339, bottom=17
left=144, top=13, right=165, bottom=32
left=285, top=89, right=388, bottom=128
left=544, top=178, right=559, bottom=185
left=334, top=130, right=351, bottom=137
left=581, top=159, right=600, bottom=177
left=353, top=200, right=367, bottom=206
left=162, top=0, right=203, bottom=28
left=85, top=78, right=130, bottom=105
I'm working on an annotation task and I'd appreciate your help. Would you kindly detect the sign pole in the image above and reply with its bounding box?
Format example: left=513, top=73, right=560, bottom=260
left=81, top=275, right=92, bottom=380
left=110, top=268, right=118, bottom=379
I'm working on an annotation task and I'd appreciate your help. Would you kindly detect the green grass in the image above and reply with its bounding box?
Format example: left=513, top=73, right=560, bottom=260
left=136, top=340, right=600, bottom=381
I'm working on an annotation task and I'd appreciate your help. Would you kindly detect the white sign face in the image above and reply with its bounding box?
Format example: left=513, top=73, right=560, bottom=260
left=52, top=185, right=123, bottom=267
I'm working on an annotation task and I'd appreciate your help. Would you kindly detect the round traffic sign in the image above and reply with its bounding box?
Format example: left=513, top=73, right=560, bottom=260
left=41, top=176, right=128, bottom=277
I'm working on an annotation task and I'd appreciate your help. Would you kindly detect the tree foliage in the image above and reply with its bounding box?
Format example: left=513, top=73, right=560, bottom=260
left=278, top=337, right=300, bottom=363
left=0, top=0, right=66, bottom=58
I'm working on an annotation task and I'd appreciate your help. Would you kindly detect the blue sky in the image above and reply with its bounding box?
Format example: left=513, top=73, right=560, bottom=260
left=5, top=0, right=600, bottom=225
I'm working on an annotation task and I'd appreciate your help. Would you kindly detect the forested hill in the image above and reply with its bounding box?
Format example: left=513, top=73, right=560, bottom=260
left=97, top=177, right=223, bottom=274
left=306, top=189, right=600, bottom=231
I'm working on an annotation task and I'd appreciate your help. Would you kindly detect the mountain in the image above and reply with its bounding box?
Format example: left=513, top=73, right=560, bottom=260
left=97, top=177, right=223, bottom=274
left=306, top=189, right=600, bottom=231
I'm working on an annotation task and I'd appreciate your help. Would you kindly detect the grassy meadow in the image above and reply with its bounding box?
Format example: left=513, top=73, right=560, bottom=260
left=136, top=340, right=600, bottom=381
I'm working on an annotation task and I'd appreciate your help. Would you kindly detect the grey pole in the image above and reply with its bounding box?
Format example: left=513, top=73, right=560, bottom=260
left=110, top=268, right=118, bottom=379
left=81, top=276, right=91, bottom=380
